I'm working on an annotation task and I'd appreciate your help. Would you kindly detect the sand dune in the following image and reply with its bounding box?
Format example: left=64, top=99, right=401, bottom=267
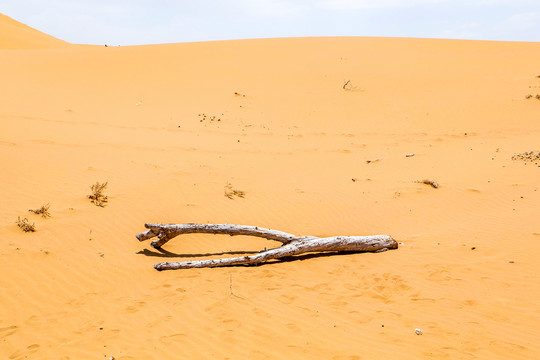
left=1, top=14, right=540, bottom=359
left=0, top=13, right=69, bottom=49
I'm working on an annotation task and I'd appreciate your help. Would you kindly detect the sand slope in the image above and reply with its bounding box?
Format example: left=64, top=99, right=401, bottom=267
left=1, top=16, right=540, bottom=360
left=0, top=13, right=69, bottom=49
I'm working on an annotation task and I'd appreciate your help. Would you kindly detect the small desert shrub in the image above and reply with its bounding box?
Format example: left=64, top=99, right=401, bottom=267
left=512, top=151, right=540, bottom=162
left=224, top=183, right=245, bottom=199
left=525, top=94, right=533, bottom=99
left=197, top=113, right=222, bottom=123
left=417, top=179, right=439, bottom=189
left=17, top=217, right=35, bottom=232
left=29, top=203, right=51, bottom=218
left=88, top=181, right=109, bottom=207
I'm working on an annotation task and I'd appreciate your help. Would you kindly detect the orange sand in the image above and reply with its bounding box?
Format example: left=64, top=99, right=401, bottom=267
left=1, top=13, right=539, bottom=359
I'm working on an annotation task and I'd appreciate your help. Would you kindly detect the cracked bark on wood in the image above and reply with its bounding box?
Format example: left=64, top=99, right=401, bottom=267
left=136, top=223, right=397, bottom=270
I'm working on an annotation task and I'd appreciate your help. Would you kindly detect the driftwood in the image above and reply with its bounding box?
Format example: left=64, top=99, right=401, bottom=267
left=136, top=223, right=397, bottom=270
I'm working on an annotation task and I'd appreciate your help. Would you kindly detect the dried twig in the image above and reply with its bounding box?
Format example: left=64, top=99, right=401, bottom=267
left=417, top=179, right=439, bottom=189
left=343, top=80, right=357, bottom=91
left=229, top=275, right=245, bottom=299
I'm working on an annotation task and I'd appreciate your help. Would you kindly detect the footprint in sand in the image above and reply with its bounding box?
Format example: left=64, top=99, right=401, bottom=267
left=279, top=294, right=297, bottom=304
left=159, top=333, right=186, bottom=345
left=251, top=307, right=273, bottom=319
left=125, top=301, right=146, bottom=313
left=366, top=274, right=413, bottom=303
left=0, top=325, right=18, bottom=339
left=9, top=344, right=40, bottom=359
left=286, top=323, right=301, bottom=332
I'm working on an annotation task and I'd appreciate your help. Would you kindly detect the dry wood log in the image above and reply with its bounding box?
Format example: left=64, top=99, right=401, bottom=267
left=136, top=223, right=397, bottom=270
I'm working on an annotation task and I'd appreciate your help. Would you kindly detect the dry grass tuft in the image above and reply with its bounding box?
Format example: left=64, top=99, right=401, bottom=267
left=17, top=217, right=36, bottom=232
left=88, top=181, right=109, bottom=207
left=224, top=183, right=246, bottom=199
left=28, top=203, right=51, bottom=218
left=417, top=179, right=439, bottom=189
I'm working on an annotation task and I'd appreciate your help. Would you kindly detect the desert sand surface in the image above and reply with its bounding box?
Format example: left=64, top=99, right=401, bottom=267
left=1, top=13, right=540, bottom=359
left=0, top=13, right=69, bottom=49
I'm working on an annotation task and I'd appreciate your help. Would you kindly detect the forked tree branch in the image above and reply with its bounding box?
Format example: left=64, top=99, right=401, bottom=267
left=136, top=223, right=397, bottom=270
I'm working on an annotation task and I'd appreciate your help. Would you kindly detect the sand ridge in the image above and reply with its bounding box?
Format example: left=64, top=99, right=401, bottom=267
left=0, top=13, right=70, bottom=49
left=1, top=14, right=540, bottom=359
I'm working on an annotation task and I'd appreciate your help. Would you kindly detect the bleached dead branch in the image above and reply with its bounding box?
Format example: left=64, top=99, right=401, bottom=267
left=136, top=223, right=397, bottom=270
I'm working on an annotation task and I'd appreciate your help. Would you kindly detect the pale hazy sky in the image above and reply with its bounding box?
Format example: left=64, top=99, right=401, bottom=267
left=3, top=0, right=540, bottom=45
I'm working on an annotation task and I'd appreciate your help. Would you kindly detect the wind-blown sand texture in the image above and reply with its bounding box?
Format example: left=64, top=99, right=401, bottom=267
left=1, top=13, right=539, bottom=359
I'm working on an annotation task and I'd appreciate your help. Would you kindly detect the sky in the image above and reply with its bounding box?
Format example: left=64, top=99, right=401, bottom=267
left=3, top=0, right=540, bottom=45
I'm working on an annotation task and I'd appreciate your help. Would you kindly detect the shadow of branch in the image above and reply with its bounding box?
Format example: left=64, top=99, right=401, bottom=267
left=145, top=249, right=372, bottom=268
left=137, top=248, right=261, bottom=258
